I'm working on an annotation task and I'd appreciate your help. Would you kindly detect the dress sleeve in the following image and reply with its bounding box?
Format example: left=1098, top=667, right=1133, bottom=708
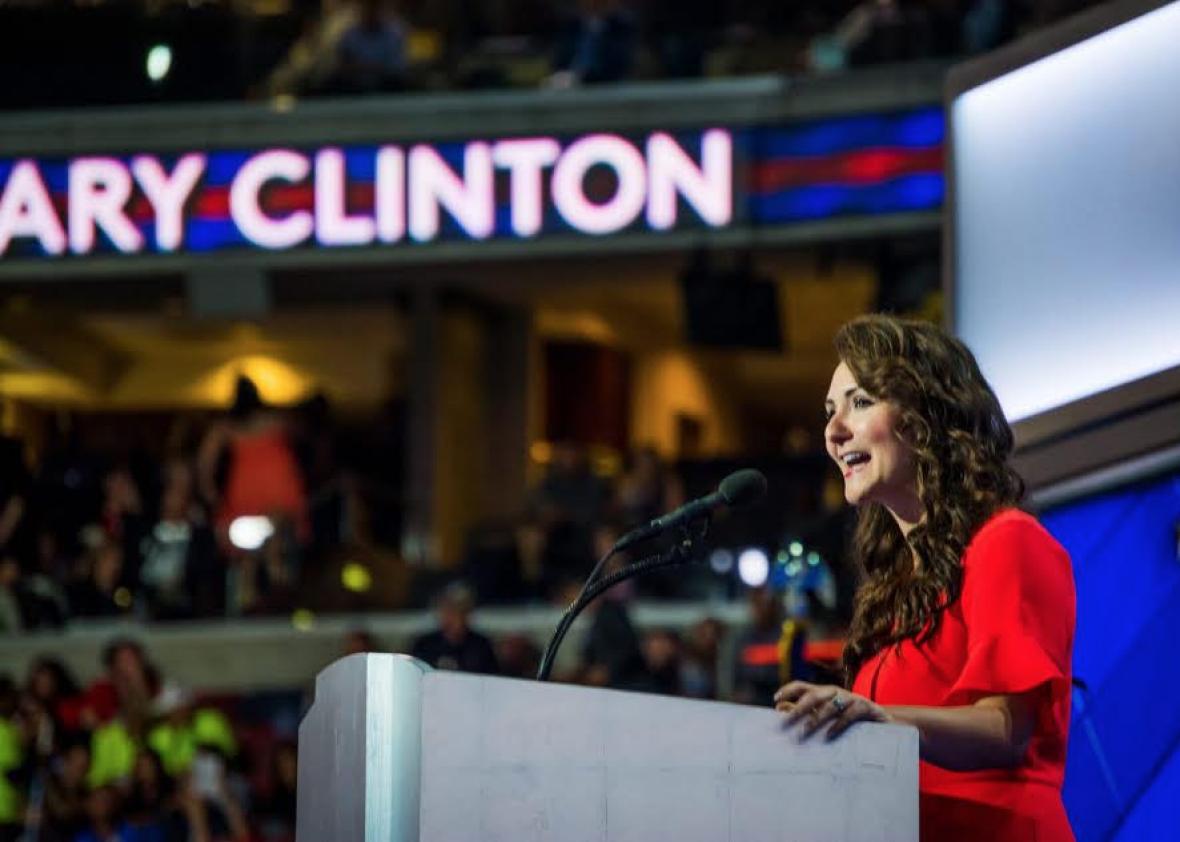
left=944, top=515, right=1075, bottom=708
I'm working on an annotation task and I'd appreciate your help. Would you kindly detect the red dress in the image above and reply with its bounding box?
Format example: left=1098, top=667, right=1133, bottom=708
left=851, top=509, right=1076, bottom=841
left=216, top=427, right=309, bottom=540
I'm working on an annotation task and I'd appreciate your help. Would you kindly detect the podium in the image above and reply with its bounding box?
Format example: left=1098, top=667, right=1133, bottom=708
left=297, top=654, right=917, bottom=841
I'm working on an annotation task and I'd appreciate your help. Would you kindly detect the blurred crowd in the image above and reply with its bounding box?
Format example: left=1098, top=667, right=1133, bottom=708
left=0, top=578, right=836, bottom=839
left=374, top=574, right=834, bottom=704
left=4, top=373, right=843, bottom=631
left=0, top=0, right=1107, bottom=109
left=0, top=641, right=297, bottom=842
left=470, top=440, right=689, bottom=606
left=0, top=369, right=844, bottom=833
left=1, top=376, right=365, bottom=631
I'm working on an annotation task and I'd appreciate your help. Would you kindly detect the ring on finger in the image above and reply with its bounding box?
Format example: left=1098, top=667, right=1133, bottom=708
left=831, top=694, right=847, bottom=714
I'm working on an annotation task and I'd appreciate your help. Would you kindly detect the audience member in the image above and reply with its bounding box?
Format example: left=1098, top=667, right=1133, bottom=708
left=40, top=738, right=90, bottom=842
left=86, top=648, right=170, bottom=790
left=642, top=628, right=683, bottom=695
left=495, top=633, right=542, bottom=680
left=0, top=677, right=26, bottom=841
left=730, top=586, right=788, bottom=706
left=806, top=0, right=924, bottom=72
left=87, top=717, right=139, bottom=791
left=0, top=437, right=34, bottom=571
left=410, top=582, right=500, bottom=674
left=122, top=749, right=188, bottom=839
left=643, top=0, right=721, bottom=78
left=252, top=740, right=297, bottom=842
left=20, top=527, right=71, bottom=629
left=680, top=616, right=724, bottom=699
left=197, top=375, right=309, bottom=549
left=24, top=658, right=83, bottom=746
left=75, top=784, right=122, bottom=842
left=528, top=442, right=610, bottom=596
left=616, top=447, right=686, bottom=599
left=341, top=628, right=383, bottom=656
left=183, top=744, right=251, bottom=842
left=81, top=640, right=160, bottom=736
left=461, top=518, right=527, bottom=604
left=329, top=0, right=410, bottom=93
left=28, top=422, right=99, bottom=563
left=0, top=557, right=26, bottom=634
left=549, top=0, right=637, bottom=87
left=97, top=465, right=149, bottom=593
left=147, top=686, right=237, bottom=780
left=66, top=537, right=129, bottom=620
left=576, top=567, right=651, bottom=691
left=615, top=446, right=683, bottom=529
left=962, top=0, right=1016, bottom=52
left=198, top=376, right=309, bottom=616
left=139, top=461, right=220, bottom=620
left=292, top=394, right=350, bottom=560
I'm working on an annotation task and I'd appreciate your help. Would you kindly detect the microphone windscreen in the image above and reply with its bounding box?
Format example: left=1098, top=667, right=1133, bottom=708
left=718, top=469, right=767, bottom=508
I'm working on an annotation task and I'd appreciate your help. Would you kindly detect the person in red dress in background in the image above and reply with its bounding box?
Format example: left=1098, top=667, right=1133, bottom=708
left=198, top=375, right=309, bottom=542
left=197, top=376, right=310, bottom=612
left=774, top=314, right=1076, bottom=841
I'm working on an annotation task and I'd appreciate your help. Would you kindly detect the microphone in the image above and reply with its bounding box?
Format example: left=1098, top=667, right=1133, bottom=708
left=613, top=468, right=767, bottom=552
left=539, top=468, right=766, bottom=682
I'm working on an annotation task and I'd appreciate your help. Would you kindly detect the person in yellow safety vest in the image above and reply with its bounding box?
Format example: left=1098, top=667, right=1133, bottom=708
left=0, top=677, right=28, bottom=837
left=86, top=718, right=138, bottom=789
left=147, top=685, right=236, bottom=777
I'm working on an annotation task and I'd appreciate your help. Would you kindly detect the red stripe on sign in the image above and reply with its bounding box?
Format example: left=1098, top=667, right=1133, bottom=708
left=741, top=643, right=780, bottom=667
left=803, top=639, right=845, bottom=663
left=751, top=146, right=943, bottom=192
left=742, top=639, right=845, bottom=666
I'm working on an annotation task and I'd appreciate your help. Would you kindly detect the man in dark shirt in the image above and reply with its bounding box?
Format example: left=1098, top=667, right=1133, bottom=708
left=410, top=582, right=500, bottom=674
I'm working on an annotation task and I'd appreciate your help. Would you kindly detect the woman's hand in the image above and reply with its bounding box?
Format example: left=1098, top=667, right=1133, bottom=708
left=774, top=681, right=891, bottom=741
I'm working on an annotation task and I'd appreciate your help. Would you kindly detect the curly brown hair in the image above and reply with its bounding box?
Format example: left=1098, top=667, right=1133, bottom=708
left=835, top=314, right=1025, bottom=686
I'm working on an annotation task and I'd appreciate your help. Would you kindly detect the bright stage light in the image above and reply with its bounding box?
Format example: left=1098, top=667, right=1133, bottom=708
left=146, top=45, right=172, bottom=83
left=228, top=515, right=274, bottom=551
left=709, top=548, right=735, bottom=574
left=737, top=548, right=769, bottom=587
left=341, top=562, right=372, bottom=593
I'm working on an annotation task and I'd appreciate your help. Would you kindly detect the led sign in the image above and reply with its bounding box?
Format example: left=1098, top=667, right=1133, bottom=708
left=0, top=130, right=732, bottom=258
left=0, top=106, right=946, bottom=265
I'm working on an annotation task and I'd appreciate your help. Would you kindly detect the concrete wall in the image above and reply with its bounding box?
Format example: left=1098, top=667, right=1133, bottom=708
left=0, top=601, right=747, bottom=694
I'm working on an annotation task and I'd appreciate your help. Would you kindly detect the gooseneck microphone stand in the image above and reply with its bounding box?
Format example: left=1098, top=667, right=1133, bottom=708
left=536, top=518, right=709, bottom=682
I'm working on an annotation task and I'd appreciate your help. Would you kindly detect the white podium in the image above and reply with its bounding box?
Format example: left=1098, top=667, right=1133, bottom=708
left=296, top=654, right=917, bottom=841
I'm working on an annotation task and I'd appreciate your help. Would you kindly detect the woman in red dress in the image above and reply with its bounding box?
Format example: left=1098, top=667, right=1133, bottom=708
left=774, top=314, right=1076, bottom=841
left=198, top=375, right=309, bottom=542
